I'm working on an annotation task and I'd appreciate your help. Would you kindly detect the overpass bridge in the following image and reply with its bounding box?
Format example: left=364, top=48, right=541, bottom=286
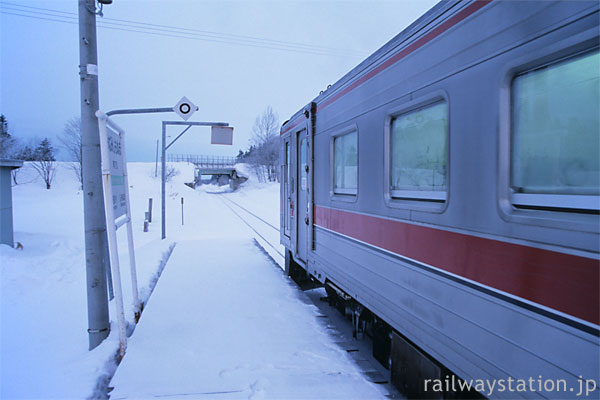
left=167, top=154, right=246, bottom=189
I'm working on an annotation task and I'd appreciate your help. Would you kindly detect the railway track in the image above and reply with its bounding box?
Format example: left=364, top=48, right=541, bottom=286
left=215, top=194, right=284, bottom=261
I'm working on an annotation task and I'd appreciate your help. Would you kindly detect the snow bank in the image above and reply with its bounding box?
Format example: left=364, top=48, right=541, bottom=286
left=1, top=162, right=188, bottom=399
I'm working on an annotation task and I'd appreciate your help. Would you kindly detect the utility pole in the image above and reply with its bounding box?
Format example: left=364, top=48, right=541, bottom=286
left=79, top=0, right=110, bottom=350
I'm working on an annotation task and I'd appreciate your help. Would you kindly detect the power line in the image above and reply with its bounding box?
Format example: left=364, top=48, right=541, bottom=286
left=0, top=10, right=354, bottom=57
left=0, top=9, right=361, bottom=57
left=0, top=2, right=369, bottom=58
left=0, top=8, right=356, bottom=57
left=2, top=1, right=368, bottom=56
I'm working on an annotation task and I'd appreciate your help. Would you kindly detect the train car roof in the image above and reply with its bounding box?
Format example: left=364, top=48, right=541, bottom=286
left=282, top=0, right=460, bottom=129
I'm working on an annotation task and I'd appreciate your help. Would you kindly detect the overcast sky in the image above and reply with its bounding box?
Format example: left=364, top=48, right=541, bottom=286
left=1, top=0, right=438, bottom=161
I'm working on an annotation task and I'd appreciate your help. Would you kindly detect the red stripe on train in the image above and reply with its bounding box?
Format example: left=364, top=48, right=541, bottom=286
left=317, top=0, right=493, bottom=112
left=314, top=205, right=599, bottom=325
left=280, top=117, right=305, bottom=136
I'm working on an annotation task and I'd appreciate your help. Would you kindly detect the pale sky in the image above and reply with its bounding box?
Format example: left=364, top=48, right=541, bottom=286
left=0, top=0, right=438, bottom=161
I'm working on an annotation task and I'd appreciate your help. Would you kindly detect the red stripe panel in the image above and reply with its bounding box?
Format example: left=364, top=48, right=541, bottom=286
left=317, top=0, right=493, bottom=112
left=280, top=117, right=305, bottom=136
left=315, top=205, right=599, bottom=325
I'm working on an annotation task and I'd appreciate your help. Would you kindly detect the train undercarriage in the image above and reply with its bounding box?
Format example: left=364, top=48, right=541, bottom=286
left=285, top=250, right=483, bottom=399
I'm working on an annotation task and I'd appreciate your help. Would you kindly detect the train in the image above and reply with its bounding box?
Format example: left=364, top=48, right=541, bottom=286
left=279, top=1, right=599, bottom=398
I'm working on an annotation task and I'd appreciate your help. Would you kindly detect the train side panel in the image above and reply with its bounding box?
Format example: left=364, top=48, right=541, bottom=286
left=282, top=1, right=599, bottom=397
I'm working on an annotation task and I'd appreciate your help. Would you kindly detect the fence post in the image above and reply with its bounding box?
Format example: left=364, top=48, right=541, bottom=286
left=148, top=198, right=153, bottom=223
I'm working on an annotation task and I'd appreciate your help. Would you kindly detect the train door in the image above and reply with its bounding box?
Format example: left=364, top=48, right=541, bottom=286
left=296, top=128, right=309, bottom=262
left=282, top=139, right=291, bottom=239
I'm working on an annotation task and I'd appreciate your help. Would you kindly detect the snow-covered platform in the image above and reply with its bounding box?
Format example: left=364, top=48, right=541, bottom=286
left=2, top=162, right=386, bottom=399
left=109, top=238, right=387, bottom=399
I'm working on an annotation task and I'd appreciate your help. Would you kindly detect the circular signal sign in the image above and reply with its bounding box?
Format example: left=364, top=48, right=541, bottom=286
left=173, top=96, right=197, bottom=121
left=179, top=103, right=191, bottom=114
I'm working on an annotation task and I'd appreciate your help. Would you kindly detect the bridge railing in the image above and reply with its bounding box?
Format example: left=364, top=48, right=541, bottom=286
left=167, top=154, right=237, bottom=168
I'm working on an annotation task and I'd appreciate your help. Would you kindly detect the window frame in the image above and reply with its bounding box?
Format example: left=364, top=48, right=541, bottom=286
left=330, top=125, right=359, bottom=202
left=498, top=36, right=599, bottom=232
left=510, top=49, right=599, bottom=212
left=384, top=91, right=450, bottom=213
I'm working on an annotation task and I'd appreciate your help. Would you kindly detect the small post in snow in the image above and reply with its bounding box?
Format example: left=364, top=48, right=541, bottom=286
left=181, top=197, right=184, bottom=225
left=154, top=140, right=159, bottom=178
left=148, top=198, right=153, bottom=223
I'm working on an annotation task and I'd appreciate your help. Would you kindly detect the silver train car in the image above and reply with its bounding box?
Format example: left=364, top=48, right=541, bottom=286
left=279, top=1, right=599, bottom=398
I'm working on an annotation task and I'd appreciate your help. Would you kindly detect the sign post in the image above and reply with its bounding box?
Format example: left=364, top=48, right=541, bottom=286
left=161, top=121, right=232, bottom=239
left=96, top=111, right=141, bottom=358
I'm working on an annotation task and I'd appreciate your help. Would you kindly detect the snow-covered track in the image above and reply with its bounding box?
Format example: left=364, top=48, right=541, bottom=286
left=216, top=194, right=284, bottom=259
left=218, top=194, right=279, bottom=232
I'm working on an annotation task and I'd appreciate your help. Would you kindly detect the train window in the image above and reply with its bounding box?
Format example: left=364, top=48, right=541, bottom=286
left=511, top=50, right=599, bottom=212
left=390, top=101, right=448, bottom=201
left=333, top=130, right=358, bottom=195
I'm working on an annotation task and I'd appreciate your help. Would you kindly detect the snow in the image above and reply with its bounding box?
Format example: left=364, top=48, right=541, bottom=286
left=1, top=162, right=386, bottom=399
left=109, top=239, right=384, bottom=399
left=1, top=163, right=179, bottom=399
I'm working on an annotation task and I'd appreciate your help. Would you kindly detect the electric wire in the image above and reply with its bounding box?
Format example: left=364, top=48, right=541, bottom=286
left=1, top=1, right=368, bottom=57
left=0, top=9, right=360, bottom=57
left=0, top=2, right=368, bottom=58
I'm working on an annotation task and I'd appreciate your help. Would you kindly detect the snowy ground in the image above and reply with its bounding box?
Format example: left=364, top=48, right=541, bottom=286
left=1, top=162, right=386, bottom=399
left=1, top=162, right=184, bottom=399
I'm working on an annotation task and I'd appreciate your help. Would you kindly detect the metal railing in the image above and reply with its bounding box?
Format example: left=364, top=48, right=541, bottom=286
left=167, top=154, right=237, bottom=168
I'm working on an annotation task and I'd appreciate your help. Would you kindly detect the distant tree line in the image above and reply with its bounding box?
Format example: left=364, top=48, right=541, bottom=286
left=237, top=106, right=279, bottom=183
left=0, top=114, right=58, bottom=189
left=2, top=107, right=284, bottom=190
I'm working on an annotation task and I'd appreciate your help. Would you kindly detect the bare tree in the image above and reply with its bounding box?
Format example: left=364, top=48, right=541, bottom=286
left=251, top=106, right=279, bottom=146
left=249, top=106, right=280, bottom=182
left=58, top=117, right=82, bottom=188
left=152, top=165, right=180, bottom=182
left=31, top=138, right=57, bottom=189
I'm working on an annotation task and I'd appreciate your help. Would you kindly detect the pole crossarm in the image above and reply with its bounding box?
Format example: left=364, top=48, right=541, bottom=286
left=105, top=107, right=174, bottom=117
left=164, top=121, right=230, bottom=150
left=163, top=121, right=229, bottom=126
left=165, top=125, right=192, bottom=151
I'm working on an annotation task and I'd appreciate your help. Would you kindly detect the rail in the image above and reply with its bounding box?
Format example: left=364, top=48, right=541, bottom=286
left=216, top=194, right=284, bottom=260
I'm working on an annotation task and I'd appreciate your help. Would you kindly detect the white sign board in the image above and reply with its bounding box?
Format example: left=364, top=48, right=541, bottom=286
left=211, top=126, right=233, bottom=145
left=96, top=111, right=141, bottom=358
left=105, top=126, right=127, bottom=218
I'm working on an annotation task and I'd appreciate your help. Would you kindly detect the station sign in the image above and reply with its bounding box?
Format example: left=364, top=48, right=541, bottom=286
left=96, top=111, right=141, bottom=358
left=104, top=125, right=127, bottom=218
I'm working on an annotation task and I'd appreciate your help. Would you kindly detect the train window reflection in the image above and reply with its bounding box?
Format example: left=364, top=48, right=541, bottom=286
left=390, top=101, right=448, bottom=201
left=333, top=131, right=358, bottom=195
left=512, top=50, right=600, bottom=211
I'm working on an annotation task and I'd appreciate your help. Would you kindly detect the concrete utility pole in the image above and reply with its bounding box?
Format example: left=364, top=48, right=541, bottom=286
left=79, top=0, right=110, bottom=350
